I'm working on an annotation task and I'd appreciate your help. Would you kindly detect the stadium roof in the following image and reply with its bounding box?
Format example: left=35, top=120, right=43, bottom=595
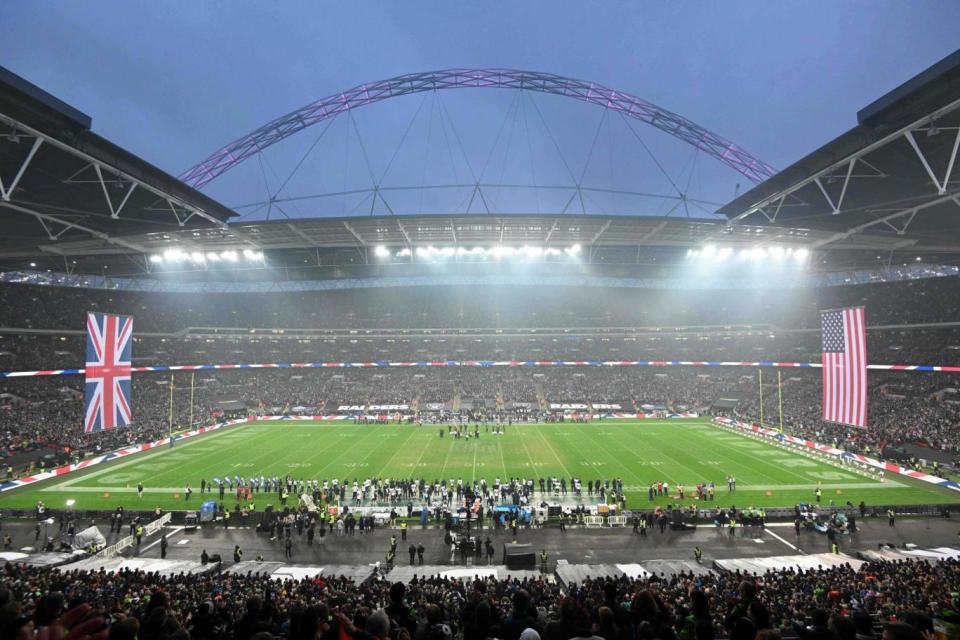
left=0, top=213, right=947, bottom=279
left=4, top=58, right=960, bottom=282
left=718, top=49, right=960, bottom=249
left=0, top=66, right=239, bottom=259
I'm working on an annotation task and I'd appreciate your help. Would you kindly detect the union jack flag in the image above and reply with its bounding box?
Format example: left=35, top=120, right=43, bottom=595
left=84, top=312, right=133, bottom=433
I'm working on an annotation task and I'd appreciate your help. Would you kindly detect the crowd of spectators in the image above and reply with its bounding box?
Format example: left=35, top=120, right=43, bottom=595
left=1, top=556, right=958, bottom=640
left=2, top=277, right=960, bottom=334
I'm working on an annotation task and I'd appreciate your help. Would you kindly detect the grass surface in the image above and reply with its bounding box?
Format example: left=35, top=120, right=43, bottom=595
left=2, top=418, right=957, bottom=511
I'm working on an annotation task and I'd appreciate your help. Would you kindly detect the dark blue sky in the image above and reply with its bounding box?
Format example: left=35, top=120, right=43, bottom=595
left=3, top=2, right=959, bottom=219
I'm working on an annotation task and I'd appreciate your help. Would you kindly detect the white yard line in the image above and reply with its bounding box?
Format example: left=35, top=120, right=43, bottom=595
left=140, top=526, right=184, bottom=553
left=764, top=527, right=802, bottom=553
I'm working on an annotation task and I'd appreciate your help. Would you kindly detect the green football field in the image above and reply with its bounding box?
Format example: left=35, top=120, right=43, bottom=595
left=2, top=418, right=958, bottom=512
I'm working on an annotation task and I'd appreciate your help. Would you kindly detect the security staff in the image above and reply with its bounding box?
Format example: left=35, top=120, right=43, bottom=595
left=694, top=546, right=702, bottom=564
left=540, top=549, right=548, bottom=573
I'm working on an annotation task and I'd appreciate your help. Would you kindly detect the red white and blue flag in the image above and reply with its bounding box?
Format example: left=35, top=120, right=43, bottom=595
left=821, top=306, right=867, bottom=427
left=84, top=312, right=133, bottom=433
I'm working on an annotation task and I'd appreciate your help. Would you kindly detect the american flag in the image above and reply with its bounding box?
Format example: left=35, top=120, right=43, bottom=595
left=821, top=307, right=867, bottom=427
left=84, top=312, right=133, bottom=433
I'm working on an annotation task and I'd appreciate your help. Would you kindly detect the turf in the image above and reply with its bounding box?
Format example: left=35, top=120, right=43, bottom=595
left=2, top=419, right=958, bottom=512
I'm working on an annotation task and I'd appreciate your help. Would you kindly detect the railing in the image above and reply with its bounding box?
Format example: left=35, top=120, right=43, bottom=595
left=98, top=512, right=171, bottom=558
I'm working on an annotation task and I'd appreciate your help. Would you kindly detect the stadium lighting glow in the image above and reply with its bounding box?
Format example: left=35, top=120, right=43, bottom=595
left=374, top=245, right=390, bottom=258
left=394, top=244, right=584, bottom=261
left=163, top=248, right=185, bottom=262
left=523, top=245, right=543, bottom=258
left=149, top=255, right=163, bottom=264
left=794, top=248, right=810, bottom=261
left=243, top=249, right=263, bottom=261
left=65, top=499, right=75, bottom=507
left=221, top=250, right=239, bottom=262
left=29, top=262, right=36, bottom=267
left=206, top=252, right=221, bottom=262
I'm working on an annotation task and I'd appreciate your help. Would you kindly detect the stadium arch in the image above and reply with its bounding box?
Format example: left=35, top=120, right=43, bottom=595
left=179, top=69, right=777, bottom=190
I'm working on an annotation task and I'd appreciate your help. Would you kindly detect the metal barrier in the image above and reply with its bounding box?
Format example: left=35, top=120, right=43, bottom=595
left=98, top=513, right=171, bottom=558
left=608, top=516, right=627, bottom=527
left=583, top=516, right=605, bottom=527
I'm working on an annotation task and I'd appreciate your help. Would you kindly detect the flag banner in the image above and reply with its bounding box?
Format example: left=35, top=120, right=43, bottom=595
left=84, top=312, right=133, bottom=433
left=821, top=306, right=867, bottom=427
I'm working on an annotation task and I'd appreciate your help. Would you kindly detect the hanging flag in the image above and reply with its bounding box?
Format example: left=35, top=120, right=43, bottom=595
left=84, top=312, right=133, bottom=433
left=821, top=307, right=867, bottom=427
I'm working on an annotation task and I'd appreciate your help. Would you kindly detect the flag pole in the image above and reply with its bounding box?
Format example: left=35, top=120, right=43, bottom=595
left=167, top=374, right=175, bottom=440
left=758, top=368, right=764, bottom=428
left=778, top=368, right=784, bottom=433
left=189, top=372, right=195, bottom=429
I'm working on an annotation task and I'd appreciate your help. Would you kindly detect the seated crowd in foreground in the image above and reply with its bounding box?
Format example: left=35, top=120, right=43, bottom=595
left=1, top=557, right=957, bottom=640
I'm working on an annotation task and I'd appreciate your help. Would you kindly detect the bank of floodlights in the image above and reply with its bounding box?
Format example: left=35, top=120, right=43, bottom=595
left=373, top=244, right=584, bottom=261
left=687, top=245, right=809, bottom=263
left=149, top=248, right=262, bottom=265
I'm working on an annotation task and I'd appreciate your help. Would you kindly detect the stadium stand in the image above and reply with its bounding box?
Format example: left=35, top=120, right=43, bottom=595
left=1, top=556, right=957, bottom=640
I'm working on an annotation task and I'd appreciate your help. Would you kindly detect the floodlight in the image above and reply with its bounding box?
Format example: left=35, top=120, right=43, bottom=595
left=206, top=252, right=221, bottom=262
left=221, top=250, right=239, bottom=262
left=374, top=245, right=390, bottom=258
left=794, top=248, right=810, bottom=260
left=149, top=255, right=163, bottom=264
left=568, top=244, right=582, bottom=254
